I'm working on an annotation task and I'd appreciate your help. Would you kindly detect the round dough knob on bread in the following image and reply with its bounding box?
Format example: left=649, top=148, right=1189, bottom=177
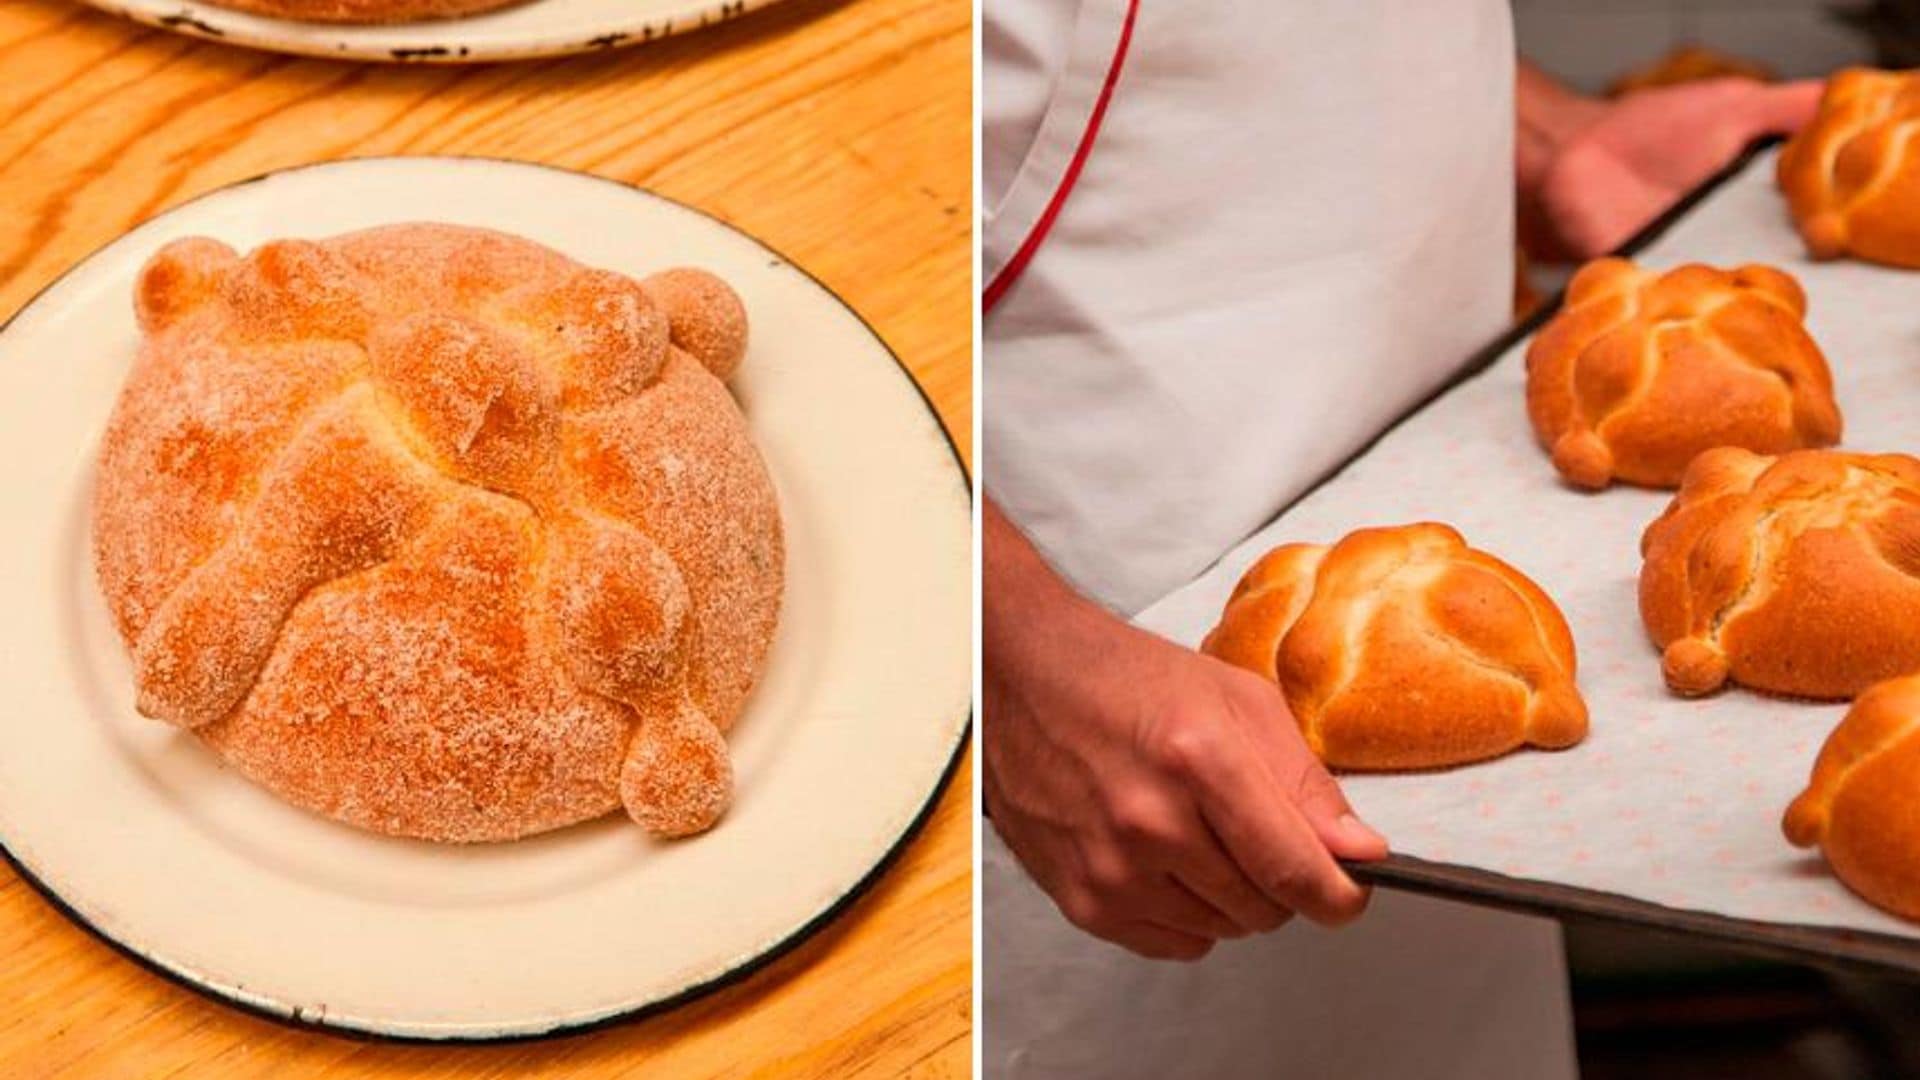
left=1639, top=447, right=1920, bottom=700
left=1524, top=258, right=1841, bottom=491
left=1778, top=68, right=1920, bottom=268
left=1201, top=523, right=1588, bottom=770
left=1785, top=674, right=1920, bottom=920
left=642, top=268, right=750, bottom=382
left=93, top=224, right=783, bottom=843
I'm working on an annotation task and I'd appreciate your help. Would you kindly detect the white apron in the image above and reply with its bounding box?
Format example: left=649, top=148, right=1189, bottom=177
left=983, top=2, right=1578, bottom=1076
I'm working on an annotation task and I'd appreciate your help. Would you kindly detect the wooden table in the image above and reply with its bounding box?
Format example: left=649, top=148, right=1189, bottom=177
left=0, top=1, right=973, bottom=1074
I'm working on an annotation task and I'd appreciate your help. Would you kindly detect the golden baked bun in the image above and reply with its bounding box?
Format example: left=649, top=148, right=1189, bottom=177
left=1785, top=674, right=1920, bottom=920
left=1524, top=258, right=1841, bottom=491
left=198, top=0, right=528, bottom=23
left=1640, top=447, right=1920, bottom=700
left=1201, top=523, right=1588, bottom=770
left=1778, top=68, right=1920, bottom=267
left=92, top=224, right=782, bottom=842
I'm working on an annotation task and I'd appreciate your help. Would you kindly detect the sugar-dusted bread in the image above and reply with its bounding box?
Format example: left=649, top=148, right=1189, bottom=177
left=1778, top=68, right=1920, bottom=267
left=1201, top=523, right=1587, bottom=770
left=199, top=0, right=528, bottom=23
left=92, top=224, right=783, bottom=842
left=1640, top=447, right=1920, bottom=700
left=1524, top=258, right=1841, bottom=491
left=1785, top=674, right=1920, bottom=920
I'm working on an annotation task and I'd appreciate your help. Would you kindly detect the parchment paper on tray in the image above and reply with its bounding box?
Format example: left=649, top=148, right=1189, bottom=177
left=1134, top=145, right=1920, bottom=964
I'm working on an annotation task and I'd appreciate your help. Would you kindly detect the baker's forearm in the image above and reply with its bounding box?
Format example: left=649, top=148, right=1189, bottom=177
left=983, top=497, right=1099, bottom=706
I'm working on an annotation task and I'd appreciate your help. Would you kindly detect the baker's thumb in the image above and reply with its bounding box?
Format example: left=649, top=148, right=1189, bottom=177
left=1288, top=755, right=1389, bottom=861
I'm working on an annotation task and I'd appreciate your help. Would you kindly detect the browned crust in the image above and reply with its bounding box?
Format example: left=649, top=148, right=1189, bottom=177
left=1778, top=68, right=1920, bottom=268
left=196, top=0, right=531, bottom=24
left=1523, top=257, right=1841, bottom=491
left=1201, top=523, right=1588, bottom=770
left=1785, top=674, right=1920, bottom=920
left=93, top=224, right=783, bottom=842
left=1639, top=447, right=1920, bottom=700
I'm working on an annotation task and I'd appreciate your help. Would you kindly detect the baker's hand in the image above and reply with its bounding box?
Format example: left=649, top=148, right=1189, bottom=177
left=1523, top=75, right=1820, bottom=259
left=983, top=515, right=1388, bottom=960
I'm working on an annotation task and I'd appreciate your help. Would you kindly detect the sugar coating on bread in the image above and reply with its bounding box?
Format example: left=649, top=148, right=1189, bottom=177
left=1524, top=258, right=1841, bottom=491
left=1785, top=674, right=1920, bottom=920
left=1202, top=523, right=1588, bottom=770
left=1639, top=447, right=1920, bottom=701
left=1778, top=68, right=1920, bottom=268
left=93, top=224, right=783, bottom=842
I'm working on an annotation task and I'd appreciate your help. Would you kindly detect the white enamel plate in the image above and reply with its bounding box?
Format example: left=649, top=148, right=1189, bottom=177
left=0, top=157, right=971, bottom=1040
left=80, top=0, right=789, bottom=63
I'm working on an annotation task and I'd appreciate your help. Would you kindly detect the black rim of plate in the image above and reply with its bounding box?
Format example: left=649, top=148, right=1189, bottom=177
left=0, top=156, right=974, bottom=1044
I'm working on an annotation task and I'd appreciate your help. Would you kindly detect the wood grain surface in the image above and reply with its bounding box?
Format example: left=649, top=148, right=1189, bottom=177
left=0, top=1, right=973, bottom=1075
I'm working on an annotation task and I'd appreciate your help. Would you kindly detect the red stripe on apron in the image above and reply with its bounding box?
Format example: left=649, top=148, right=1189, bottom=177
left=981, top=0, right=1140, bottom=315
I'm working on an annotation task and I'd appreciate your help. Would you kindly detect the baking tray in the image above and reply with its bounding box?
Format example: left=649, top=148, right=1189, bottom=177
left=1133, top=137, right=1920, bottom=977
